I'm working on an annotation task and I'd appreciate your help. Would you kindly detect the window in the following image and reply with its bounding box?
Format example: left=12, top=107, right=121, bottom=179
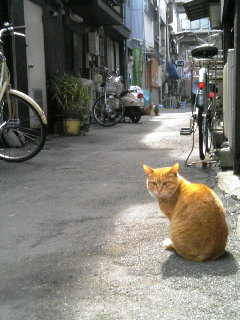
left=201, top=18, right=210, bottom=29
left=190, top=20, right=200, bottom=30
left=180, top=17, right=210, bottom=31
left=181, top=19, right=190, bottom=30
left=179, top=13, right=187, bottom=20
left=144, top=0, right=153, bottom=17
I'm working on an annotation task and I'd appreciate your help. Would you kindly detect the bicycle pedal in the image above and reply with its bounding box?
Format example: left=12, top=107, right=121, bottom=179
left=180, top=128, right=192, bottom=135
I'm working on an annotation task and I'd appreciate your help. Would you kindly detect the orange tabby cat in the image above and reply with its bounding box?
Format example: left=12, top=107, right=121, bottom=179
left=143, top=163, right=228, bottom=262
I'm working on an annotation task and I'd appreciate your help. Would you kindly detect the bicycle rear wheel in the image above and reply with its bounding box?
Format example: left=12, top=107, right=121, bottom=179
left=93, top=94, right=124, bottom=127
left=0, top=92, right=47, bottom=162
left=203, top=109, right=212, bottom=153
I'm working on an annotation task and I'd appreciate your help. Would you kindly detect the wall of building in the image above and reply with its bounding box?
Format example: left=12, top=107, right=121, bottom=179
left=159, top=0, right=167, bottom=24
left=2, top=0, right=129, bottom=132
left=131, top=0, right=144, bottom=42
left=144, top=15, right=154, bottom=50
left=170, top=2, right=179, bottom=33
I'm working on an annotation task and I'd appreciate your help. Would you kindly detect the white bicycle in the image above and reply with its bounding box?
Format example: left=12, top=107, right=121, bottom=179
left=0, top=22, right=47, bottom=162
left=178, top=31, right=223, bottom=162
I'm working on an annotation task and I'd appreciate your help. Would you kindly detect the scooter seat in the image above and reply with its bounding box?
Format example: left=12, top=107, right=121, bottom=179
left=120, top=89, right=138, bottom=97
left=191, top=45, right=218, bottom=59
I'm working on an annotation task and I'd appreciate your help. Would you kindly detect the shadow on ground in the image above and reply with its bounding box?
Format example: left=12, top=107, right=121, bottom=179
left=161, top=251, right=238, bottom=279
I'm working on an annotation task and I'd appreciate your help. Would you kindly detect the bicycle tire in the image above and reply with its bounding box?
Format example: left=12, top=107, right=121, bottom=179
left=198, top=107, right=205, bottom=160
left=92, top=94, right=124, bottom=127
left=0, top=92, right=47, bottom=162
left=204, top=109, right=212, bottom=153
left=203, top=116, right=209, bottom=153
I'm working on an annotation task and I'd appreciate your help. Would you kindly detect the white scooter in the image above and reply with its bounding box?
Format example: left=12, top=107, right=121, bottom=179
left=120, top=86, right=144, bottom=123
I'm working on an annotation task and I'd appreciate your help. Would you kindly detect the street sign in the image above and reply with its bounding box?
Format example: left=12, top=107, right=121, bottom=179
left=176, top=60, right=185, bottom=67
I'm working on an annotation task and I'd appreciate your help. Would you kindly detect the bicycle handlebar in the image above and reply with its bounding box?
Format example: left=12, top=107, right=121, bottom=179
left=98, top=66, right=121, bottom=77
left=0, top=23, right=26, bottom=40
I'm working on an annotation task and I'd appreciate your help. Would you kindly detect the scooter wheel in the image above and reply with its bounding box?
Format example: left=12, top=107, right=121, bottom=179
left=128, top=108, right=142, bottom=123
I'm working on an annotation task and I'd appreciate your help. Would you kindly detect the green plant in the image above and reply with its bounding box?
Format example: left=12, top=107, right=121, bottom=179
left=51, top=74, right=90, bottom=120
left=154, top=105, right=159, bottom=115
left=132, top=48, right=142, bottom=87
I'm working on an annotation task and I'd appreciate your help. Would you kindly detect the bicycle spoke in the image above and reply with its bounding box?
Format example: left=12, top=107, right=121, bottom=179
left=93, top=94, right=124, bottom=127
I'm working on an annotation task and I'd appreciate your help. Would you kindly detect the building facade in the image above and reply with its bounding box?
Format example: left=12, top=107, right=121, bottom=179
left=0, top=0, right=130, bottom=132
left=125, top=0, right=175, bottom=107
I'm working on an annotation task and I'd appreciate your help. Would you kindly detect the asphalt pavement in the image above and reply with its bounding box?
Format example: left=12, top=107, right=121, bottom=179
left=0, top=108, right=239, bottom=320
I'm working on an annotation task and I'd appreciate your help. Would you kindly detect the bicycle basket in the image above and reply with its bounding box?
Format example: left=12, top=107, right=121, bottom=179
left=106, top=82, right=119, bottom=94
left=105, top=74, right=123, bottom=95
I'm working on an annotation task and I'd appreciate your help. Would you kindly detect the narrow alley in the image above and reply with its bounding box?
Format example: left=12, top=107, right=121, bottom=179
left=0, top=109, right=239, bottom=320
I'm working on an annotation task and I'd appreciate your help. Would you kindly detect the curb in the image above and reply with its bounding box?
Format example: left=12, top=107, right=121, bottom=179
left=217, top=171, right=240, bottom=199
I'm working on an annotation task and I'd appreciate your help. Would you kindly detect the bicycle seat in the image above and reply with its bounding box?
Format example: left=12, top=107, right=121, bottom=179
left=191, top=45, right=218, bottom=59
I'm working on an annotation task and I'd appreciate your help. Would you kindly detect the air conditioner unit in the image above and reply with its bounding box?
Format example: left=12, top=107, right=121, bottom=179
left=223, top=49, right=235, bottom=148
left=88, top=32, right=100, bottom=56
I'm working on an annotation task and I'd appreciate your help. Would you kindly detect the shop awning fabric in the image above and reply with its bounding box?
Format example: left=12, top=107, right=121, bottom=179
left=167, top=63, right=181, bottom=79
left=183, top=0, right=209, bottom=21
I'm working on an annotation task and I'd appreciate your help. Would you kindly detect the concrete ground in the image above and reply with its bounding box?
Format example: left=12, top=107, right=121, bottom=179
left=0, top=108, right=239, bottom=320
left=218, top=170, right=240, bottom=199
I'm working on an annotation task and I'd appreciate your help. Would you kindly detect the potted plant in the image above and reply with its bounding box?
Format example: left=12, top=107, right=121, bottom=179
left=51, top=74, right=90, bottom=135
left=144, top=103, right=153, bottom=115
left=154, top=105, right=159, bottom=116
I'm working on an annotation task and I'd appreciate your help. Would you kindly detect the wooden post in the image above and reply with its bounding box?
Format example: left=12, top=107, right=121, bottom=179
left=234, top=0, right=240, bottom=175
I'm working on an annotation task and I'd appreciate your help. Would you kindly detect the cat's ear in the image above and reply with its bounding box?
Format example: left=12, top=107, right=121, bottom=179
left=143, top=164, right=154, bottom=175
left=170, top=163, right=179, bottom=176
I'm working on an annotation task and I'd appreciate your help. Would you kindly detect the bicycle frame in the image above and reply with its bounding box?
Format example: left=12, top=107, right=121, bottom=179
left=0, top=55, right=10, bottom=119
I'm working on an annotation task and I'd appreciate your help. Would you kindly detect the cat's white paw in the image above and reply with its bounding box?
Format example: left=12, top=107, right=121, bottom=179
left=162, top=238, right=174, bottom=250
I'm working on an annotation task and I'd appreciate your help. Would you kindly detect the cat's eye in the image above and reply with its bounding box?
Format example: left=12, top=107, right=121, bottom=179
left=150, top=181, right=157, bottom=186
left=163, top=181, right=168, bottom=186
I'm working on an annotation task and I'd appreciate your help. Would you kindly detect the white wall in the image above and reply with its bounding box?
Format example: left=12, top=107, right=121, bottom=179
left=170, top=2, right=179, bottom=33
left=144, top=14, right=154, bottom=49
left=159, top=0, right=167, bottom=23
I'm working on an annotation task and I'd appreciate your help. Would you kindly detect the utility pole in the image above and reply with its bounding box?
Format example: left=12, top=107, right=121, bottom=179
left=234, top=0, right=240, bottom=175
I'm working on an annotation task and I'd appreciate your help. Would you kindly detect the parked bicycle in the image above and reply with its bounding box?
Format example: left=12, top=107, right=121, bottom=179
left=179, top=31, right=223, bottom=162
left=92, top=67, right=125, bottom=127
left=0, top=22, right=47, bottom=162
left=92, top=67, right=144, bottom=126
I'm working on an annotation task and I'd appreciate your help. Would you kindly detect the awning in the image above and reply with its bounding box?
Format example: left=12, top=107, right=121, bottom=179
left=183, top=0, right=209, bottom=21
left=105, top=25, right=131, bottom=41
left=167, top=63, right=181, bottom=80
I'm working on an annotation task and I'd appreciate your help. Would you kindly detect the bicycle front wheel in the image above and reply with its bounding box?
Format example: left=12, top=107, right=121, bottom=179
left=0, top=92, right=47, bottom=162
left=93, top=94, right=124, bottom=127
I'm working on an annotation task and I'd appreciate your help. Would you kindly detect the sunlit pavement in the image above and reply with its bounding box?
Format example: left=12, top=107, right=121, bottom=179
left=0, top=108, right=239, bottom=319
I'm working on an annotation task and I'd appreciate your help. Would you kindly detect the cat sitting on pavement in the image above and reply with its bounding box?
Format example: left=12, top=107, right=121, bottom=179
left=143, top=163, right=228, bottom=262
